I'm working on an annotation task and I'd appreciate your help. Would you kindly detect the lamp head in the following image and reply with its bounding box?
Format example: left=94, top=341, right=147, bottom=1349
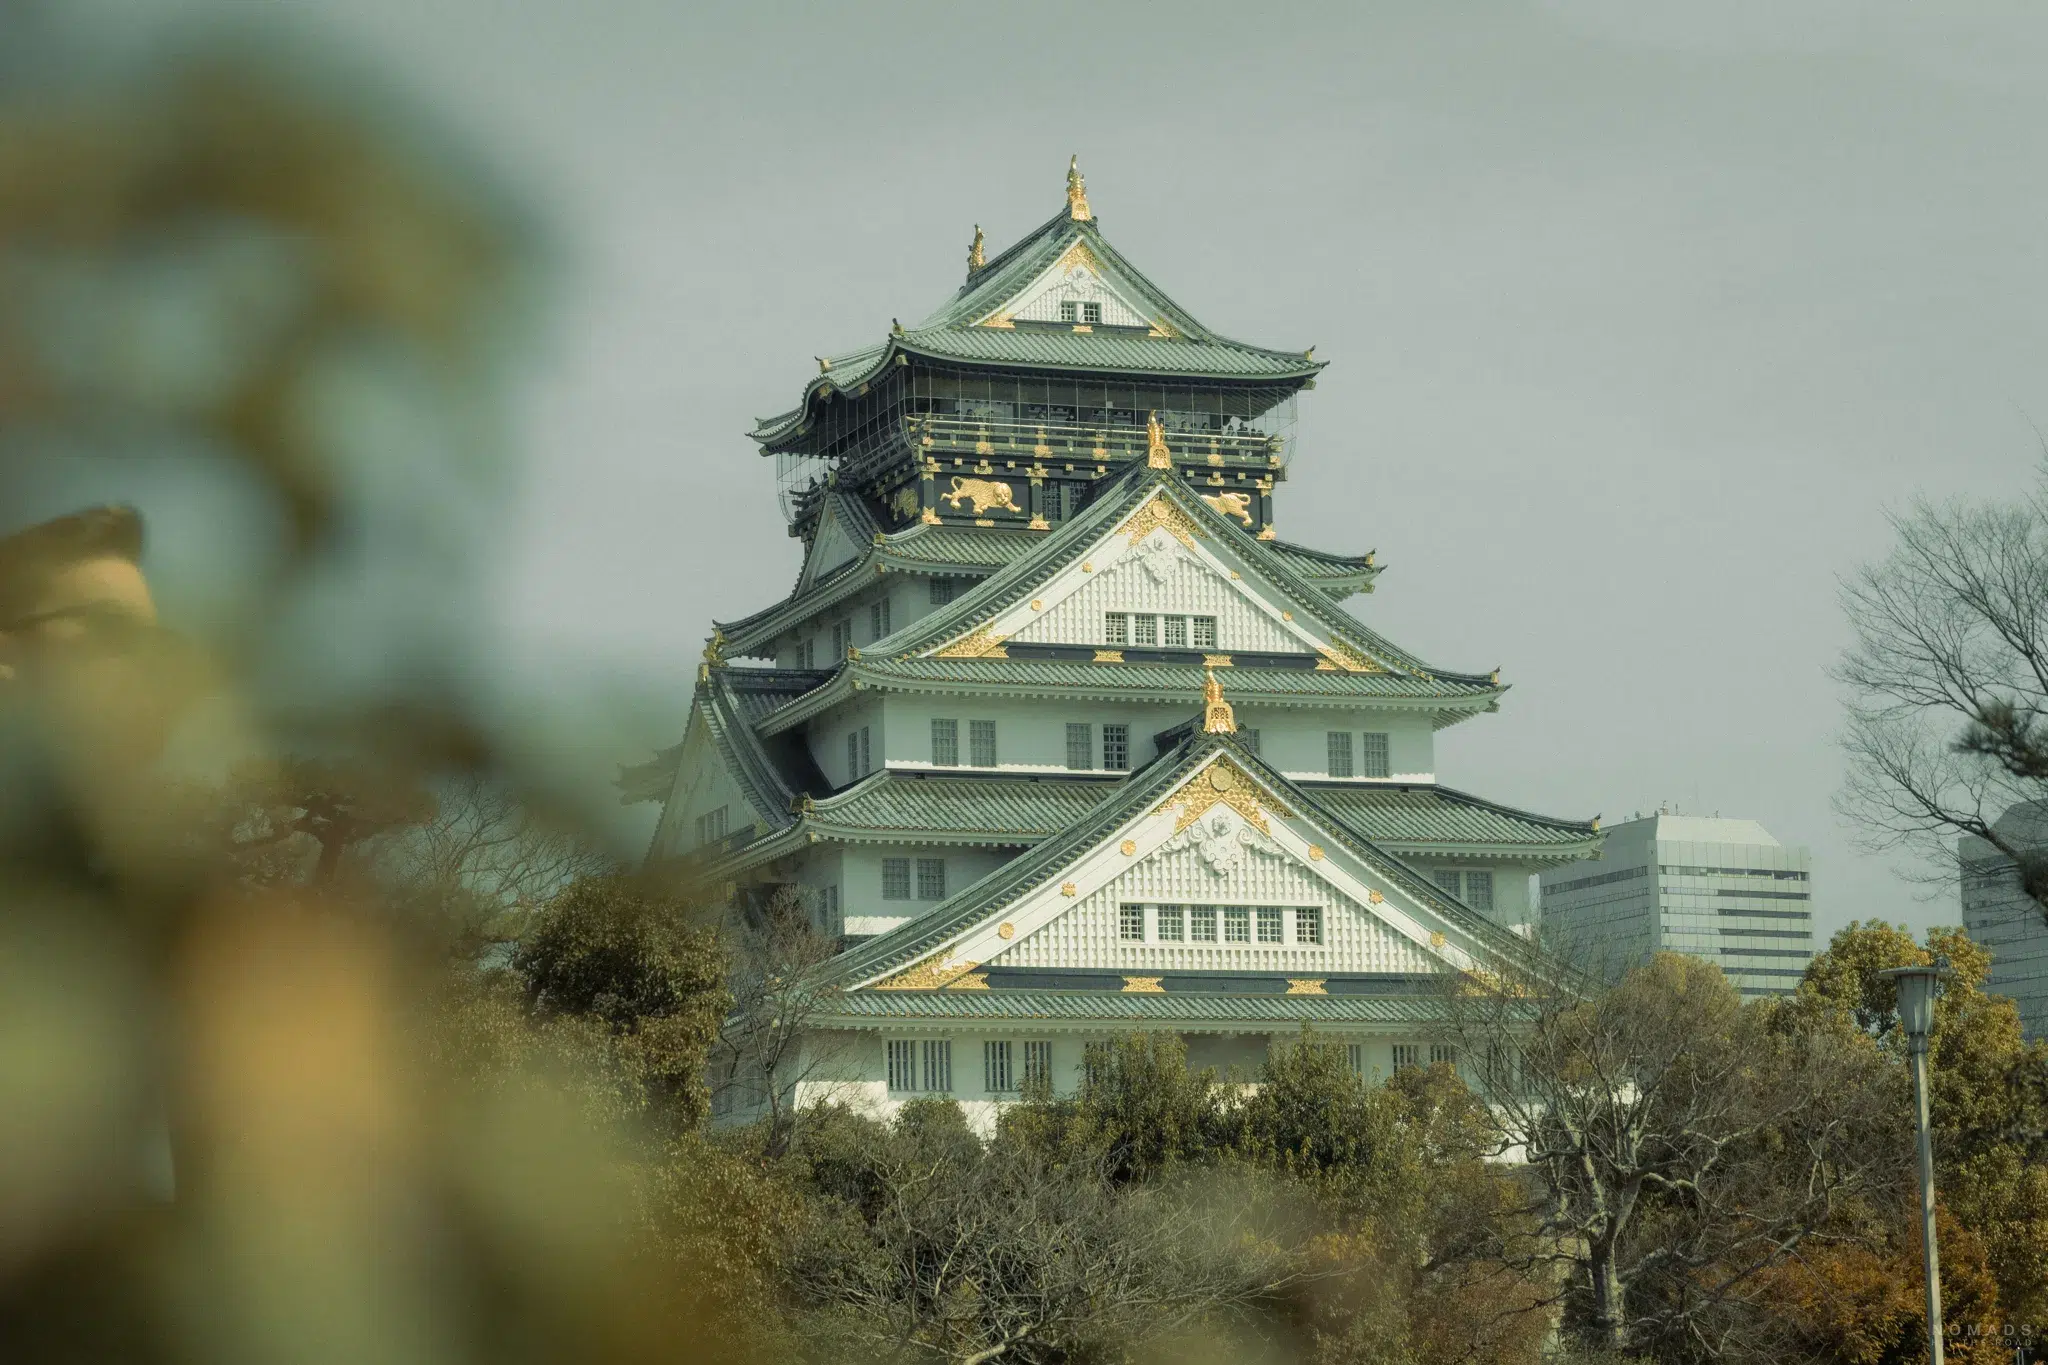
left=1879, top=957, right=1952, bottom=1046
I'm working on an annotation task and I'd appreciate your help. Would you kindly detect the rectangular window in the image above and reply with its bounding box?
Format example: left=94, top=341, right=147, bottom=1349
left=922, top=1040, right=953, bottom=1093
left=1464, top=871, right=1494, bottom=913
left=1360, top=732, right=1390, bottom=779
left=984, top=1040, right=1014, bottom=1093
left=870, top=598, right=891, bottom=638
left=970, top=719, right=997, bottom=767
left=831, top=621, right=850, bottom=658
left=1240, top=728, right=1260, bottom=755
left=1192, top=616, right=1217, bottom=649
left=799, top=639, right=815, bottom=669
left=1346, top=1043, right=1366, bottom=1077
left=1157, top=905, right=1185, bottom=942
left=1392, top=1043, right=1420, bottom=1072
left=916, top=858, right=947, bottom=900
left=1296, top=906, right=1324, bottom=945
left=882, top=858, right=912, bottom=900
left=1081, top=301, right=1103, bottom=325
left=859, top=726, right=871, bottom=776
left=846, top=732, right=860, bottom=781
left=1430, top=1044, right=1458, bottom=1072
left=887, top=1039, right=918, bottom=1092
left=1190, top=906, right=1218, bottom=941
left=931, top=719, right=959, bottom=767
left=1257, top=907, right=1284, bottom=943
left=1327, top=732, right=1354, bottom=778
left=930, top=578, right=956, bottom=606
left=1133, top=614, right=1159, bottom=646
left=1120, top=904, right=1145, bottom=941
left=1102, top=723, right=1130, bottom=771
left=1022, top=1040, right=1053, bottom=1090
left=1059, top=300, right=1078, bottom=323
left=1163, top=615, right=1188, bottom=647
left=1224, top=907, right=1251, bottom=943
left=821, top=885, right=840, bottom=933
left=1066, top=722, right=1093, bottom=770
left=693, top=806, right=728, bottom=848
left=1432, top=869, right=1462, bottom=898
left=1104, top=612, right=1129, bottom=646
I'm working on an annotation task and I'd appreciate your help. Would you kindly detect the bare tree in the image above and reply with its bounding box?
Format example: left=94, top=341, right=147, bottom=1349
left=790, top=1103, right=1310, bottom=1365
left=706, top=885, right=846, bottom=1155
left=1838, top=477, right=2048, bottom=922
left=1439, top=952, right=1902, bottom=1361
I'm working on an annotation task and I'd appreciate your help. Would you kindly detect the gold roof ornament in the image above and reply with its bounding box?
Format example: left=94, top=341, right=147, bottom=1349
left=967, top=224, right=986, bottom=273
left=1065, top=154, right=1092, bottom=221
left=1202, top=667, right=1237, bottom=734
left=816, top=356, right=831, bottom=373
left=701, top=628, right=727, bottom=669
left=1146, top=411, right=1172, bottom=469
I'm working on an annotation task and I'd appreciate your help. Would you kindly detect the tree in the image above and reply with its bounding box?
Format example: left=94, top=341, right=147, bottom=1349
left=212, top=756, right=437, bottom=885
left=1837, top=475, right=2048, bottom=922
left=1442, top=952, right=1901, bottom=1360
left=511, top=873, right=728, bottom=1132
left=705, top=885, right=845, bottom=1156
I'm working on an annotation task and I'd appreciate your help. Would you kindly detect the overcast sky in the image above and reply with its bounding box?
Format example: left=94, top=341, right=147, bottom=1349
left=67, top=0, right=2048, bottom=937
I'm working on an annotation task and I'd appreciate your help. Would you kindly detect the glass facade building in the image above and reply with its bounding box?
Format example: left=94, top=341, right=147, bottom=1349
left=1959, top=805, right=2048, bottom=1041
left=1537, top=815, right=1814, bottom=996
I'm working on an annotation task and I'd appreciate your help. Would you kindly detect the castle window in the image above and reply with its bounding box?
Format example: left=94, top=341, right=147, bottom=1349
left=1022, top=1041, right=1054, bottom=1090
left=1103, top=724, right=1130, bottom=771
left=970, top=719, right=998, bottom=767
left=932, top=719, right=959, bottom=766
left=883, top=859, right=912, bottom=900
left=1296, top=906, right=1324, bottom=945
left=916, top=858, right=947, bottom=900
left=1157, top=905, right=1185, bottom=942
left=1190, top=906, right=1218, bottom=941
left=832, top=620, right=850, bottom=658
left=1464, top=871, right=1495, bottom=913
left=887, top=1040, right=919, bottom=1092
left=799, top=638, right=815, bottom=669
left=1105, top=612, right=1129, bottom=646
left=930, top=578, right=957, bottom=606
left=984, top=1041, right=1014, bottom=1093
left=1058, top=300, right=1103, bottom=325
left=1066, top=723, right=1093, bottom=770
left=923, top=1040, right=954, bottom=1092
left=1392, top=1043, right=1420, bottom=1072
left=1163, top=616, right=1188, bottom=648
left=1193, top=616, right=1217, bottom=649
left=1241, top=728, right=1260, bottom=755
left=846, top=727, right=871, bottom=781
left=693, top=806, right=728, bottom=848
left=1257, top=907, right=1284, bottom=943
left=1327, top=732, right=1354, bottom=778
left=871, top=598, right=891, bottom=638
left=820, top=885, right=840, bottom=934
left=1360, top=732, right=1390, bottom=778
left=1432, top=869, right=1462, bottom=898
left=1133, top=614, right=1159, bottom=647
left=1224, top=907, right=1251, bottom=943
left=1430, top=1044, right=1459, bottom=1072
left=1120, top=904, right=1145, bottom=941
left=1346, top=1043, right=1365, bottom=1077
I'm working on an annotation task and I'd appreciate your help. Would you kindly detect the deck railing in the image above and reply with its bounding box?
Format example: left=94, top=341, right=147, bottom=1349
left=906, top=414, right=1284, bottom=466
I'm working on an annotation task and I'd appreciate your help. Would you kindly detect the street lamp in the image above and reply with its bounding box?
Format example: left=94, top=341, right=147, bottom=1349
left=1881, top=958, right=1952, bottom=1365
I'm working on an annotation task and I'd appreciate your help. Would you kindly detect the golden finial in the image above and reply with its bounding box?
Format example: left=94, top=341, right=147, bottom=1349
left=1066, top=155, right=1092, bottom=221
left=1304, top=345, right=1316, bottom=361
left=967, top=224, right=986, bottom=272
left=702, top=628, right=727, bottom=669
left=1202, top=667, right=1237, bottom=734
left=817, top=356, right=831, bottom=373
left=1146, top=411, right=1172, bottom=469
left=892, top=317, right=904, bottom=336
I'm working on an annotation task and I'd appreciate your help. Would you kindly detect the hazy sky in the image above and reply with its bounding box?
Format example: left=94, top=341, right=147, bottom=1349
left=73, top=0, right=2048, bottom=937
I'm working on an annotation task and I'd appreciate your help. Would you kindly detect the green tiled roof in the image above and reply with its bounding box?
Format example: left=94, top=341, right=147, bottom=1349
left=753, top=204, right=1320, bottom=446
left=808, top=770, right=1118, bottom=842
left=878, top=524, right=1042, bottom=570
left=1307, top=783, right=1599, bottom=853
left=818, top=991, right=1454, bottom=1025
left=1269, top=539, right=1380, bottom=598
left=860, top=658, right=1492, bottom=701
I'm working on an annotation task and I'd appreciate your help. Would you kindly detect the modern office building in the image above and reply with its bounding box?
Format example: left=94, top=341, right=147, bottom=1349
left=1960, top=804, right=2048, bottom=1040
left=1537, top=814, right=1814, bottom=997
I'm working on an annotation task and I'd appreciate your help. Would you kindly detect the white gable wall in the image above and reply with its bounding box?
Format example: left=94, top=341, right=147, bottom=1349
left=1009, top=526, right=1306, bottom=654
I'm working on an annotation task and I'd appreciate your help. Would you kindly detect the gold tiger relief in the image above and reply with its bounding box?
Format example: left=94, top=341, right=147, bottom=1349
left=943, top=476, right=1021, bottom=516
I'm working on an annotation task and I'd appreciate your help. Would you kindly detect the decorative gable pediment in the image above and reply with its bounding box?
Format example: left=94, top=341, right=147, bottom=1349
left=975, top=238, right=1158, bottom=331
left=862, top=751, right=1513, bottom=991
left=799, top=501, right=867, bottom=591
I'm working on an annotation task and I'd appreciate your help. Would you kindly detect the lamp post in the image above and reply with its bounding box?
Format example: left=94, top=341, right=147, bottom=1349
left=1881, top=959, right=1951, bottom=1365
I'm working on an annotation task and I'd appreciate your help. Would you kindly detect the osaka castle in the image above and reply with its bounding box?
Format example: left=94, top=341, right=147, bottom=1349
left=624, top=160, right=1600, bottom=1123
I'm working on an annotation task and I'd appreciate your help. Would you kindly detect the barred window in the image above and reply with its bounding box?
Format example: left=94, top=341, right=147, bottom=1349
left=1432, top=869, right=1462, bottom=898
left=1392, top=1043, right=1420, bottom=1072
left=799, top=638, right=815, bottom=669
left=1120, top=904, right=1145, bottom=941
left=1190, top=906, right=1218, bottom=941
left=970, top=719, right=997, bottom=767
left=1157, top=905, right=1185, bottom=941
left=1345, top=1043, right=1366, bottom=1077
left=916, top=858, right=947, bottom=900
left=693, top=806, right=728, bottom=848
left=1257, top=907, right=1284, bottom=943
left=1193, top=616, right=1217, bottom=649
left=1023, top=1040, right=1054, bottom=1090
left=984, top=1041, right=1014, bottom=1093
left=821, top=885, right=840, bottom=933
left=859, top=726, right=871, bottom=776
left=932, top=719, right=959, bottom=767
left=1133, top=614, right=1159, bottom=646
left=923, top=1040, right=953, bottom=1093
left=1327, top=732, right=1354, bottom=778
left=1360, top=731, right=1390, bottom=778
left=1066, top=722, right=1093, bottom=770
left=882, top=858, right=912, bottom=900
left=1464, top=871, right=1495, bottom=913
left=846, top=732, right=859, bottom=781
left=1104, top=612, right=1129, bottom=646
left=831, top=621, right=850, bottom=658
left=870, top=598, right=891, bottom=638
left=1163, top=615, right=1188, bottom=647
left=887, top=1039, right=919, bottom=1092
left=1296, top=906, right=1324, bottom=945
left=1103, top=723, right=1130, bottom=771
left=1430, top=1044, right=1459, bottom=1071
left=930, top=578, right=956, bottom=606
left=1224, top=907, right=1251, bottom=943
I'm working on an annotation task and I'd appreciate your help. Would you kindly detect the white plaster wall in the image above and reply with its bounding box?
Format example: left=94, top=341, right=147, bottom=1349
left=1236, top=705, right=1435, bottom=782
left=1012, top=540, right=1301, bottom=654
left=839, top=842, right=1016, bottom=935
left=809, top=695, right=885, bottom=789
left=1009, top=266, right=1148, bottom=327
left=992, top=840, right=1436, bottom=976
left=880, top=694, right=1173, bottom=773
